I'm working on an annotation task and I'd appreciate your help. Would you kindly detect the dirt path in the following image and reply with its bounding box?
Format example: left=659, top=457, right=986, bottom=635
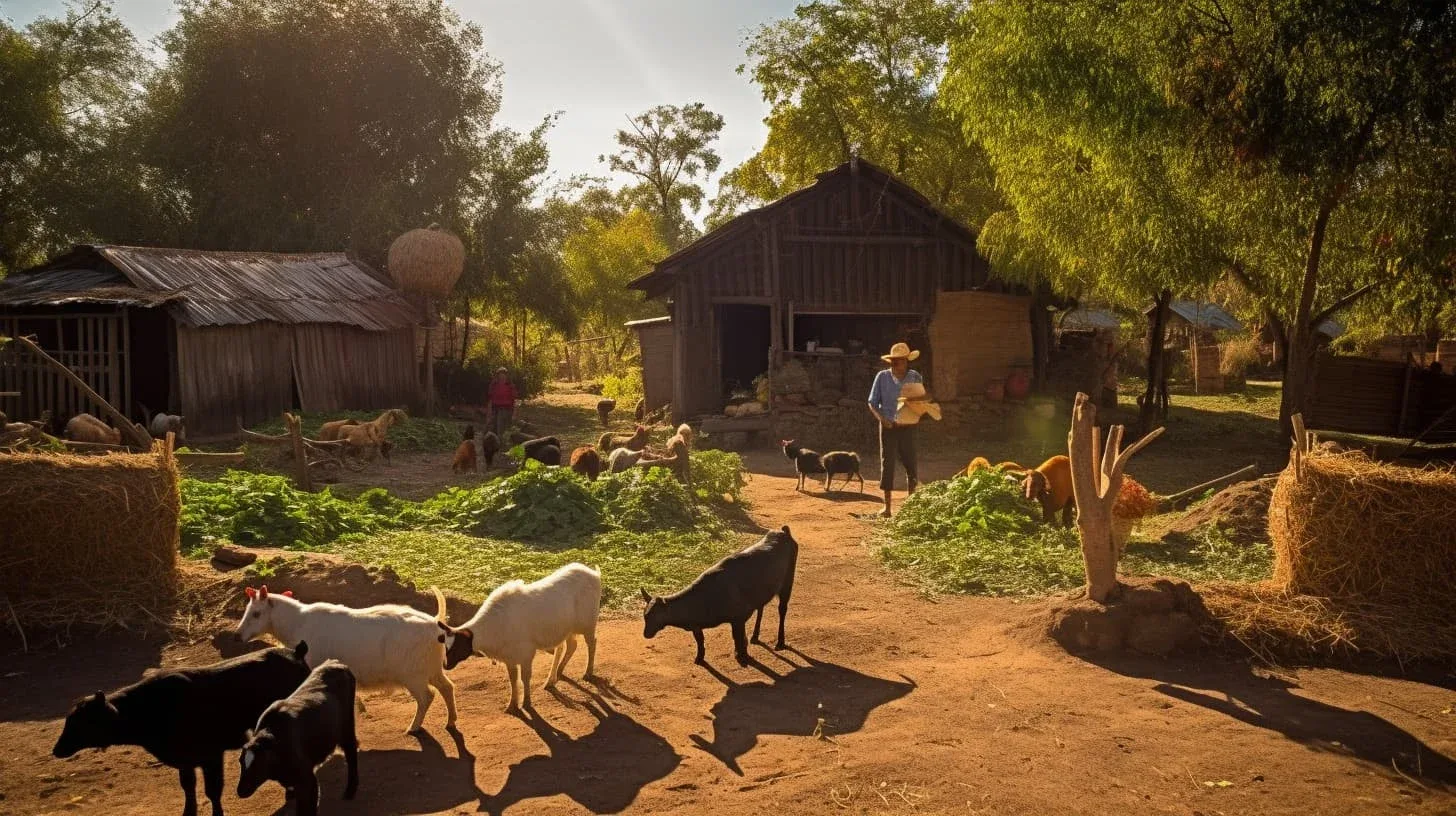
left=3, top=454, right=1454, bottom=815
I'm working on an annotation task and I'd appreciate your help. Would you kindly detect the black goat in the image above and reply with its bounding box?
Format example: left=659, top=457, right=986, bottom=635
left=641, top=525, right=798, bottom=666
left=522, top=435, right=561, bottom=465
left=52, top=641, right=312, bottom=816
left=237, top=659, right=359, bottom=815
left=819, top=451, right=864, bottom=493
left=781, top=440, right=827, bottom=492
left=480, top=430, right=501, bottom=469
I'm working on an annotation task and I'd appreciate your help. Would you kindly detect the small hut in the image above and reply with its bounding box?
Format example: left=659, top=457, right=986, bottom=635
left=0, top=245, right=420, bottom=436
left=1145, top=300, right=1245, bottom=394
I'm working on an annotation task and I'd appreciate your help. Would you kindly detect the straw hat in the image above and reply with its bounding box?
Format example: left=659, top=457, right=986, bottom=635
left=895, top=381, right=942, bottom=424
left=881, top=342, right=920, bottom=363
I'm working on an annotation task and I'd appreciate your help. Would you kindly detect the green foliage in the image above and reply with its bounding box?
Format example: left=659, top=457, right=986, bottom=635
left=879, top=470, right=1274, bottom=595
left=248, top=411, right=460, bottom=453
left=1219, top=336, right=1262, bottom=380
left=180, top=471, right=394, bottom=553
left=434, top=352, right=548, bottom=408
left=602, top=103, right=724, bottom=248
left=563, top=208, right=668, bottom=350
left=600, top=368, right=644, bottom=404
left=445, top=460, right=601, bottom=540
left=690, top=450, right=749, bottom=505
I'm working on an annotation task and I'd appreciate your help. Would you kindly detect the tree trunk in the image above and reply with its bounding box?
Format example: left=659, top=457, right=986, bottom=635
left=1069, top=393, right=1163, bottom=603
left=458, top=298, right=472, bottom=363
left=1030, top=288, right=1053, bottom=390
left=1138, top=289, right=1172, bottom=436
left=1280, top=200, right=1334, bottom=434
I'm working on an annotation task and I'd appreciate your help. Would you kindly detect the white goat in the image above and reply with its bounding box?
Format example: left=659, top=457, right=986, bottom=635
left=439, top=563, right=601, bottom=713
left=608, top=447, right=642, bottom=473
left=234, top=585, right=456, bottom=734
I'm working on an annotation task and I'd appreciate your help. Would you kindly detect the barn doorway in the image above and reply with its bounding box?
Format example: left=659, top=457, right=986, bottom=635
left=717, top=303, right=772, bottom=401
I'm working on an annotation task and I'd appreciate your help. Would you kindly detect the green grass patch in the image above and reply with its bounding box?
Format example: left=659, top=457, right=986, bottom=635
left=878, top=470, right=1273, bottom=596
left=331, top=528, right=741, bottom=609
left=248, top=410, right=461, bottom=453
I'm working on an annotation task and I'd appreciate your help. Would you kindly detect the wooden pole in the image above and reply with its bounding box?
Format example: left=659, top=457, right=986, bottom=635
left=1157, top=464, right=1261, bottom=511
left=9, top=334, right=151, bottom=450
left=423, top=297, right=436, bottom=417
left=285, top=412, right=313, bottom=492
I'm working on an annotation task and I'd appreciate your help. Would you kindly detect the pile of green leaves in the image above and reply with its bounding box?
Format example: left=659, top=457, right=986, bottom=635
left=180, top=472, right=401, bottom=553
left=593, top=467, right=700, bottom=532
left=879, top=469, right=1084, bottom=596
left=690, top=450, right=748, bottom=505
left=439, top=461, right=602, bottom=540
left=247, top=411, right=461, bottom=453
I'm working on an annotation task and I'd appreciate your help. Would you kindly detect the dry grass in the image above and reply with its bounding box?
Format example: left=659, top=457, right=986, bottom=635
left=0, top=446, right=181, bottom=641
left=1204, top=450, right=1456, bottom=663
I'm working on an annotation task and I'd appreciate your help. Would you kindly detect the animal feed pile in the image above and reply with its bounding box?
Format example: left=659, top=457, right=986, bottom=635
left=0, top=447, right=180, bottom=636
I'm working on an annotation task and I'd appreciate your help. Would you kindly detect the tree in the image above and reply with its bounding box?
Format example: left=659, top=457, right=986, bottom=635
left=0, top=1, right=159, bottom=274
left=141, top=0, right=501, bottom=267
left=563, top=208, right=669, bottom=359
left=601, top=103, right=723, bottom=249
left=946, top=0, right=1456, bottom=432
left=717, top=0, right=999, bottom=231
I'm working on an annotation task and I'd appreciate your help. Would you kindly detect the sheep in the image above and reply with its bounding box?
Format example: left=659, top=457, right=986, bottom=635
left=818, top=451, right=864, bottom=493
left=438, top=563, right=601, bottom=713
left=781, top=440, right=825, bottom=492
left=1023, top=454, right=1075, bottom=527
left=338, top=424, right=386, bottom=462
left=641, top=525, right=798, bottom=667
left=452, top=425, right=478, bottom=473
left=52, top=641, right=312, bottom=816
left=569, top=446, right=602, bottom=481
left=608, top=446, right=643, bottom=473
left=598, top=424, right=648, bottom=453
left=64, top=412, right=121, bottom=445
left=596, top=398, right=616, bottom=427
left=480, top=430, right=501, bottom=469
left=317, top=418, right=360, bottom=442
left=521, top=435, right=561, bottom=466
left=234, top=585, right=456, bottom=734
left=236, top=660, right=359, bottom=815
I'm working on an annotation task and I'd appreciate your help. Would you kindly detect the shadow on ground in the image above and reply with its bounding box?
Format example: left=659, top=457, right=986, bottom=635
left=481, top=694, right=681, bottom=815
left=297, top=729, right=485, bottom=815
left=690, top=649, right=915, bottom=775
left=1090, top=652, right=1456, bottom=788
left=0, top=633, right=167, bottom=722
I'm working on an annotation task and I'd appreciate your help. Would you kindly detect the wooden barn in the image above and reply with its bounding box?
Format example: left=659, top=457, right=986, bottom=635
left=0, top=245, right=420, bottom=436
left=629, top=159, right=1027, bottom=423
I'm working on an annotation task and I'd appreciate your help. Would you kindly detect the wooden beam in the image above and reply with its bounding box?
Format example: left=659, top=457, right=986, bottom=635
left=782, top=233, right=934, bottom=246
left=8, top=334, right=151, bottom=450
left=1157, top=464, right=1260, bottom=511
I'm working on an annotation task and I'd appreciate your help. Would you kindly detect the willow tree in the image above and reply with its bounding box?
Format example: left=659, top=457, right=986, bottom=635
left=947, top=0, right=1456, bottom=432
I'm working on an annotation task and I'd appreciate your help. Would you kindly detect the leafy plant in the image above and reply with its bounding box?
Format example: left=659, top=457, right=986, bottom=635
left=593, top=467, right=701, bottom=532
left=601, top=368, right=644, bottom=404
left=445, top=460, right=602, bottom=540
left=247, top=411, right=460, bottom=453
left=690, top=450, right=748, bottom=505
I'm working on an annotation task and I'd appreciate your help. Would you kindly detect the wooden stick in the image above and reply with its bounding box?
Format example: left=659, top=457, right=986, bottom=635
left=1158, top=463, right=1261, bottom=511
left=285, top=413, right=312, bottom=492
left=9, top=335, right=151, bottom=450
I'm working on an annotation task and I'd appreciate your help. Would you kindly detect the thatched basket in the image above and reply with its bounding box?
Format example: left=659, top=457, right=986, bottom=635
left=1268, top=452, right=1456, bottom=607
left=0, top=447, right=181, bottom=634
left=387, top=224, right=465, bottom=298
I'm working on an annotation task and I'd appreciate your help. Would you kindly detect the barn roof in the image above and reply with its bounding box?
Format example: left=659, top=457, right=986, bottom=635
left=628, top=159, right=981, bottom=298
left=1060, top=308, right=1122, bottom=331
left=0, top=245, right=419, bottom=331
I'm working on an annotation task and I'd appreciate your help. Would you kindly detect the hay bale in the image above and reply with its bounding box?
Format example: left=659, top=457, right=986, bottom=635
left=1268, top=452, right=1456, bottom=605
left=0, top=448, right=180, bottom=635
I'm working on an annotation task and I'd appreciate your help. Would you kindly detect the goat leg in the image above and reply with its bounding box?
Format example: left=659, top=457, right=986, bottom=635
left=201, top=754, right=224, bottom=816
left=751, top=606, right=764, bottom=643
left=178, top=766, right=199, bottom=816
left=731, top=620, right=750, bottom=667
left=692, top=629, right=707, bottom=664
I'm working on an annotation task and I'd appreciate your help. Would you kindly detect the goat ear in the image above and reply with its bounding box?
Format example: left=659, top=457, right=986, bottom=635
left=781, top=524, right=791, bottom=535
left=436, top=620, right=450, bottom=632
left=92, top=690, right=105, bottom=703
left=639, top=587, right=652, bottom=604
left=281, top=590, right=293, bottom=598
left=244, top=586, right=257, bottom=600
left=259, top=585, right=269, bottom=598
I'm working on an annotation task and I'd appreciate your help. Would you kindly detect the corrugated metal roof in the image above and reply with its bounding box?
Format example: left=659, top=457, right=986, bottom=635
left=0, top=266, right=180, bottom=307
left=1144, top=300, right=1245, bottom=332
left=3, top=245, right=420, bottom=331
left=1060, top=308, right=1122, bottom=331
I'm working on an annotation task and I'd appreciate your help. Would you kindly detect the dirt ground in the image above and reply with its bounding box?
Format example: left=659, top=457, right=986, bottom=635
left=4, top=449, right=1455, bottom=815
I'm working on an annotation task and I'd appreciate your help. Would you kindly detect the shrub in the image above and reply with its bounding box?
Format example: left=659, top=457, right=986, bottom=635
left=434, top=347, right=550, bottom=407
left=690, top=450, right=748, bottom=505
left=1220, top=336, right=1261, bottom=381
left=180, top=471, right=391, bottom=552
left=593, top=467, right=700, bottom=531
left=601, top=367, right=644, bottom=404
left=443, top=460, right=601, bottom=540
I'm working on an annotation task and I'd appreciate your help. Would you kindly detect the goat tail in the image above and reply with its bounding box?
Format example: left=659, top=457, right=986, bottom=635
left=430, top=586, right=448, bottom=623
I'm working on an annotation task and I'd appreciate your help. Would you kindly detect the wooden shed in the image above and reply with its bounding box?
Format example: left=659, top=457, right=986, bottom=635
left=0, top=245, right=420, bottom=436
left=627, top=316, right=674, bottom=413
left=629, top=159, right=1022, bottom=421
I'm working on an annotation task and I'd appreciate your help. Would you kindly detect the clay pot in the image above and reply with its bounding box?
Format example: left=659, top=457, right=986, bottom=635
left=1006, top=367, right=1031, bottom=401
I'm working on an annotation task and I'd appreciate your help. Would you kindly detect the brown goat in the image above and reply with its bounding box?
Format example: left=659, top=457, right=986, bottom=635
left=569, top=446, right=603, bottom=481
left=1022, top=455, right=1075, bottom=527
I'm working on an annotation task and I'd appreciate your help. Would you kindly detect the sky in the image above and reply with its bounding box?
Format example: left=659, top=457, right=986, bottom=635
left=3, top=0, right=798, bottom=206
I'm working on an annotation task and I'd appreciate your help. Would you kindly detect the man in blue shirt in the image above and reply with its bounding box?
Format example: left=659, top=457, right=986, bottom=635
left=867, top=342, right=923, bottom=517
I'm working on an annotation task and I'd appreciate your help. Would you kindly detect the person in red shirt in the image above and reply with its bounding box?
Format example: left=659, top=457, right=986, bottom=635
left=487, top=367, right=517, bottom=440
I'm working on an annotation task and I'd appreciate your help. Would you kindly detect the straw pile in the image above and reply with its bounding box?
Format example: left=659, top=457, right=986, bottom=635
left=0, top=446, right=181, bottom=640
left=387, top=224, right=465, bottom=298
left=1205, top=451, right=1456, bottom=663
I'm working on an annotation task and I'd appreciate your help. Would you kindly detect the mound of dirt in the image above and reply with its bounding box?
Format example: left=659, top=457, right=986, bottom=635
left=1028, top=577, right=1212, bottom=657
left=174, top=547, right=479, bottom=652
left=1164, top=476, right=1275, bottom=546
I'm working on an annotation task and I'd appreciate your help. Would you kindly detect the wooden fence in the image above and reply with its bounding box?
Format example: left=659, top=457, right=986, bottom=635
left=1308, top=353, right=1456, bottom=442
left=1, top=313, right=128, bottom=425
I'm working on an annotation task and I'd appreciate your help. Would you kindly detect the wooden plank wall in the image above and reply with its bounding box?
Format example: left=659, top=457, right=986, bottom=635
left=634, top=322, right=674, bottom=412
left=1308, top=354, right=1412, bottom=436
left=1192, top=344, right=1224, bottom=394
left=928, top=292, right=1032, bottom=400
left=0, top=312, right=126, bottom=427
left=176, top=323, right=295, bottom=434
left=293, top=325, right=418, bottom=413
